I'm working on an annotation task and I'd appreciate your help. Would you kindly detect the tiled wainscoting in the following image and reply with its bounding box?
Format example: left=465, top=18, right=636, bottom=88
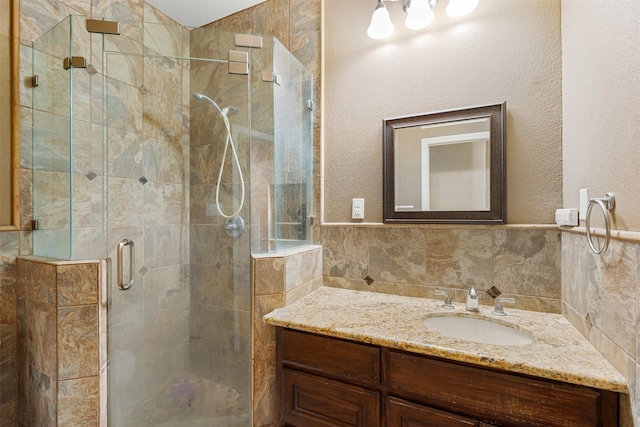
left=252, top=245, right=322, bottom=427
left=561, top=230, right=640, bottom=423
left=16, top=257, right=106, bottom=427
left=319, top=225, right=562, bottom=313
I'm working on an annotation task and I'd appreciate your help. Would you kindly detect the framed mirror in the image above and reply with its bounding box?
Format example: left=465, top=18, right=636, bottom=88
left=0, top=0, right=19, bottom=230
left=383, top=103, right=506, bottom=224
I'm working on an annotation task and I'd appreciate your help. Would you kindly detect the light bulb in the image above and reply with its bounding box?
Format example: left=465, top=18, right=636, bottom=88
left=404, top=0, right=434, bottom=30
left=446, top=0, right=479, bottom=17
left=367, top=1, right=395, bottom=40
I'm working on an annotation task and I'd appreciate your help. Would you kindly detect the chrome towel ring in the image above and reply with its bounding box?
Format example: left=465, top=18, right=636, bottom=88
left=586, top=192, right=615, bottom=255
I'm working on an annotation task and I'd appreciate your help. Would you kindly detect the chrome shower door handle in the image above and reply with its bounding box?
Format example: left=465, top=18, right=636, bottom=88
left=117, top=239, right=135, bottom=291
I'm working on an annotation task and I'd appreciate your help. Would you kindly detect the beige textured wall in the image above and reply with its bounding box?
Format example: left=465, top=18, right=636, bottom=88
left=562, top=0, right=640, bottom=231
left=561, top=0, right=640, bottom=424
left=324, top=0, right=562, bottom=224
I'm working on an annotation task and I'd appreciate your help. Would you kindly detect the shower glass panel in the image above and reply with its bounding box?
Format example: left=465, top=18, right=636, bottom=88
left=103, top=22, right=252, bottom=426
left=32, top=15, right=105, bottom=260
left=272, top=38, right=313, bottom=252
left=250, top=36, right=313, bottom=253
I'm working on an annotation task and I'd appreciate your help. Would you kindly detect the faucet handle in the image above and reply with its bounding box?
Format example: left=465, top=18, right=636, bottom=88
left=492, top=297, right=516, bottom=316
left=467, top=286, right=478, bottom=299
left=434, top=290, right=454, bottom=310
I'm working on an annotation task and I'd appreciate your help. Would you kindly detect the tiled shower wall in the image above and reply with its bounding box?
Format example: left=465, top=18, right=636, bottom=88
left=252, top=245, right=322, bottom=426
left=16, top=258, right=103, bottom=426
left=561, top=231, right=640, bottom=423
left=319, top=225, right=563, bottom=312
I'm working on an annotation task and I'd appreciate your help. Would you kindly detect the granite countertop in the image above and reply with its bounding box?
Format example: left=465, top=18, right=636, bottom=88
left=263, top=287, right=628, bottom=393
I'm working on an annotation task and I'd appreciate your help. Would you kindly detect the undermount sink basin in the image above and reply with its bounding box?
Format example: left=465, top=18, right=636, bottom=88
left=421, top=315, right=534, bottom=346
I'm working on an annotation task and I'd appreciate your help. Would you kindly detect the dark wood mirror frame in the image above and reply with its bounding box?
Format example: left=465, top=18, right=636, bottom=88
left=383, top=103, right=506, bottom=224
left=0, top=0, right=20, bottom=231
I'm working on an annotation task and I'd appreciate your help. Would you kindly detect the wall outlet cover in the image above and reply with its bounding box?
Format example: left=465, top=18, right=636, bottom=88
left=555, top=208, right=579, bottom=226
left=352, top=198, right=365, bottom=220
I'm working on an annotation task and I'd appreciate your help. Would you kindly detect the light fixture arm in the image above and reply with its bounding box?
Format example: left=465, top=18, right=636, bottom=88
left=403, top=0, right=439, bottom=11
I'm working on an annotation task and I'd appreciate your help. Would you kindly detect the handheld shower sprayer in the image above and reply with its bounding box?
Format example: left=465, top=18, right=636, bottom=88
left=193, top=92, right=245, bottom=221
left=193, top=93, right=226, bottom=116
left=193, top=93, right=238, bottom=117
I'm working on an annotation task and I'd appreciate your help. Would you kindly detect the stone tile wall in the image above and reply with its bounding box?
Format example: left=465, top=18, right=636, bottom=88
left=0, top=233, right=23, bottom=426
left=16, top=257, right=102, bottom=427
left=252, top=245, right=322, bottom=427
left=562, top=231, right=640, bottom=425
left=319, top=225, right=563, bottom=313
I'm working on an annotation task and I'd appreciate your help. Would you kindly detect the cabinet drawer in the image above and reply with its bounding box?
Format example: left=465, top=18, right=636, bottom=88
left=387, top=396, right=477, bottom=427
left=387, top=350, right=609, bottom=427
left=282, top=368, right=380, bottom=427
left=280, top=329, right=380, bottom=386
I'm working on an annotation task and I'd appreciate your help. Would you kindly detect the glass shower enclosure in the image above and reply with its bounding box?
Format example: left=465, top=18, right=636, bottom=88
left=31, top=13, right=313, bottom=426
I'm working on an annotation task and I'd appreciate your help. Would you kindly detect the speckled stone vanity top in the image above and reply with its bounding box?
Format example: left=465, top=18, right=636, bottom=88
left=263, top=287, right=628, bottom=393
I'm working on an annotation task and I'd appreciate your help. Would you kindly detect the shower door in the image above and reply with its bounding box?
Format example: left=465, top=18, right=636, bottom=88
left=103, top=22, right=252, bottom=426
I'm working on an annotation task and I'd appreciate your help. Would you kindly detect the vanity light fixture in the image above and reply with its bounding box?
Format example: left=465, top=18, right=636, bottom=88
left=367, top=0, right=395, bottom=39
left=367, top=0, right=480, bottom=39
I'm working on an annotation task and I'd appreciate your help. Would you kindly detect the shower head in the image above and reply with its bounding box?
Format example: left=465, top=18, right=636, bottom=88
left=193, top=92, right=225, bottom=116
left=192, top=92, right=238, bottom=117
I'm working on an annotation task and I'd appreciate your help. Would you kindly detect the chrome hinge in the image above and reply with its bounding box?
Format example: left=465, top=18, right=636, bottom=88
left=31, top=75, right=39, bottom=87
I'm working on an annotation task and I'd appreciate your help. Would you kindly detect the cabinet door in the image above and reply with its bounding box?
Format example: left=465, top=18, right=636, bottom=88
left=387, top=397, right=477, bottom=427
left=282, top=368, right=380, bottom=427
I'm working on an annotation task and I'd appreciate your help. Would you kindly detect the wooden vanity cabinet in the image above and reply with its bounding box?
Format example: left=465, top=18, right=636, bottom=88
left=387, top=397, right=477, bottom=426
left=276, top=328, right=619, bottom=427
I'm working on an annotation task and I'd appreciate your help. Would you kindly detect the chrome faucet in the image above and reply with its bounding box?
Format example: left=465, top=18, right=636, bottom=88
left=466, top=286, right=479, bottom=312
left=492, top=297, right=516, bottom=316
left=434, top=290, right=454, bottom=310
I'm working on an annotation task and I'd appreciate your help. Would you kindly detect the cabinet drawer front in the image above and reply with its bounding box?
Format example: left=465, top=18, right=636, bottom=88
left=387, top=397, right=477, bottom=427
left=387, top=351, right=603, bottom=427
left=282, top=369, right=380, bottom=427
left=281, top=329, right=381, bottom=386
